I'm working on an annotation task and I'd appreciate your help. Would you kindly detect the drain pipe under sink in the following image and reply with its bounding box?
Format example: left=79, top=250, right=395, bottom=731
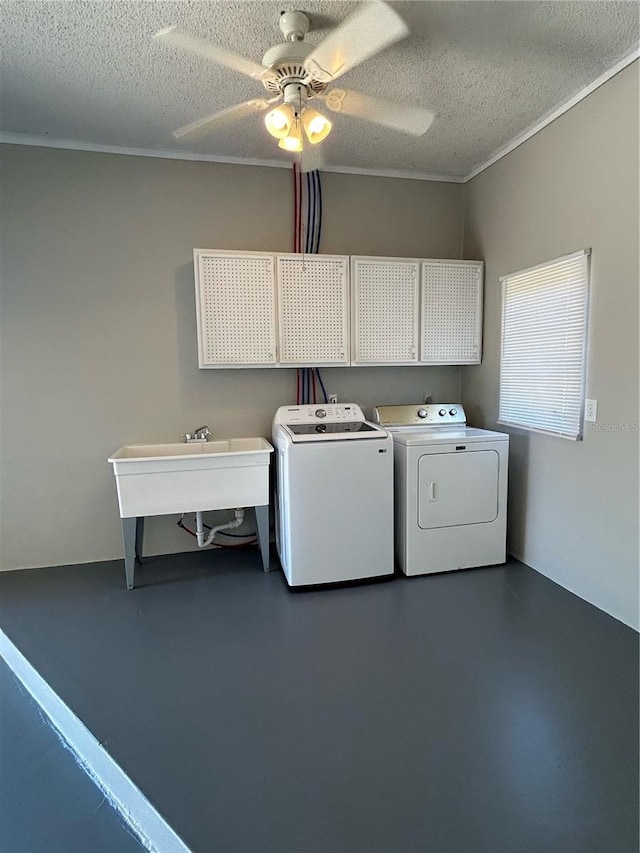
left=195, top=508, right=245, bottom=548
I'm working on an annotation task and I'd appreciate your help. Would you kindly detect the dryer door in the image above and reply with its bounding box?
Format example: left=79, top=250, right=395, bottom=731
left=418, top=449, right=499, bottom=529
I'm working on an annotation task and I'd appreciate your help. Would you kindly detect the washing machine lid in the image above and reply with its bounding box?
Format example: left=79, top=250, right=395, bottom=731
left=273, top=404, right=388, bottom=443
left=390, top=426, right=509, bottom=446
left=281, top=421, right=386, bottom=442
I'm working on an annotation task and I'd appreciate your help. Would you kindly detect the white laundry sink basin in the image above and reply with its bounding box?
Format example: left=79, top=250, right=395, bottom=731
left=108, top=437, right=273, bottom=518
left=111, top=437, right=269, bottom=461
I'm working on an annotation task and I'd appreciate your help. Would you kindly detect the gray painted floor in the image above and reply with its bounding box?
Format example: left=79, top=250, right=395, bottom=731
left=0, top=659, right=143, bottom=853
left=0, top=551, right=638, bottom=853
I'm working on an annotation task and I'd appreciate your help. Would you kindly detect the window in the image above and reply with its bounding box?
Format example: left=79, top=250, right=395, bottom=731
left=499, top=250, right=590, bottom=440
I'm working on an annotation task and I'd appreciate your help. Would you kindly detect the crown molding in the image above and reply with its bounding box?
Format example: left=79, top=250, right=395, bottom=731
left=0, top=132, right=462, bottom=182
left=0, top=133, right=293, bottom=171
left=318, top=164, right=463, bottom=183
left=464, top=48, right=640, bottom=182
left=2, top=49, right=638, bottom=185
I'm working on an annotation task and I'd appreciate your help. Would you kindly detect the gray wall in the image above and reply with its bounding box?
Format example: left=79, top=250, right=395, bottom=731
left=462, top=62, right=639, bottom=629
left=0, top=145, right=464, bottom=570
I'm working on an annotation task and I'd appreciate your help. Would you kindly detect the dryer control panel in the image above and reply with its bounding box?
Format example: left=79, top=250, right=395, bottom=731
left=374, top=404, right=467, bottom=428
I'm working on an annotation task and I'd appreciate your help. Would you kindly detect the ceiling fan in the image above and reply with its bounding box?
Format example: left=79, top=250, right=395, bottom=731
left=154, top=1, right=434, bottom=168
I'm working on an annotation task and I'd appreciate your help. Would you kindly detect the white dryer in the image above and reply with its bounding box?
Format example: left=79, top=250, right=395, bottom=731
left=374, top=404, right=509, bottom=576
left=272, top=404, right=394, bottom=587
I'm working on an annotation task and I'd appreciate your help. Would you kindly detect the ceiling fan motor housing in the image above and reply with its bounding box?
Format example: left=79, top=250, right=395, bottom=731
left=261, top=26, right=327, bottom=98
left=278, top=10, right=310, bottom=42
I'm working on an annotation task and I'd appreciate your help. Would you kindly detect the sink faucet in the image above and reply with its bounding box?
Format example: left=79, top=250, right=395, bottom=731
left=181, top=425, right=211, bottom=443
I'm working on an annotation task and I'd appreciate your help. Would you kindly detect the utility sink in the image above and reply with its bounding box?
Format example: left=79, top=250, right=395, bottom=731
left=108, top=437, right=273, bottom=589
left=108, top=437, right=273, bottom=518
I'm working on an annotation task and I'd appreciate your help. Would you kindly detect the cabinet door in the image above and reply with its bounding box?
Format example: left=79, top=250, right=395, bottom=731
left=277, top=254, right=349, bottom=365
left=194, top=250, right=276, bottom=367
left=421, top=260, right=483, bottom=364
left=351, top=257, right=419, bottom=364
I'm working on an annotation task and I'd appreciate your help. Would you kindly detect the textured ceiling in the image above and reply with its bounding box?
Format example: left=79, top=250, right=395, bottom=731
left=0, top=1, right=638, bottom=178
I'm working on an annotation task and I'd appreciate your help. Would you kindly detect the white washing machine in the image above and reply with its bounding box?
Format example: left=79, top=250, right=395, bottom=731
left=374, top=404, right=509, bottom=576
left=272, top=404, right=394, bottom=587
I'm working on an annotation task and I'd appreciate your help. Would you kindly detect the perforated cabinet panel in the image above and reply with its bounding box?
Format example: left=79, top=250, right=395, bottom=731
left=193, top=250, right=484, bottom=368
left=352, top=259, right=419, bottom=363
left=421, top=261, right=483, bottom=363
left=277, top=255, right=349, bottom=364
left=196, top=252, right=276, bottom=366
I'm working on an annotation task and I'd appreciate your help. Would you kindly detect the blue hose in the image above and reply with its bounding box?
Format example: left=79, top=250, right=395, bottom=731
left=316, top=368, right=328, bottom=404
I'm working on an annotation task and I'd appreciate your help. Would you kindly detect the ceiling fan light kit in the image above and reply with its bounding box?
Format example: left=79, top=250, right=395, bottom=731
left=266, top=86, right=332, bottom=149
left=278, top=120, right=303, bottom=152
left=156, top=1, right=435, bottom=161
left=301, top=108, right=332, bottom=144
left=265, top=103, right=295, bottom=139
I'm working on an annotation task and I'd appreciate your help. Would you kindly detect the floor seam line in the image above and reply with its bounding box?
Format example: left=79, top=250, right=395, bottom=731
left=0, top=629, right=191, bottom=853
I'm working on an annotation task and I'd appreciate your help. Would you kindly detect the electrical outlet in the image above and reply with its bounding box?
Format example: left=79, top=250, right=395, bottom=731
left=328, top=393, right=338, bottom=404
left=585, top=399, right=598, bottom=422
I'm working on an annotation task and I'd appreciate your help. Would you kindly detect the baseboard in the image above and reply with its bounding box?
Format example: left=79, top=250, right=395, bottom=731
left=0, top=629, right=190, bottom=853
left=506, top=551, right=638, bottom=632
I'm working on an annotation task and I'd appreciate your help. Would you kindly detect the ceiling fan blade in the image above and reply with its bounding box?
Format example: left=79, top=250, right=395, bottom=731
left=155, top=26, right=277, bottom=83
left=304, top=1, right=408, bottom=84
left=299, top=144, right=326, bottom=173
left=173, top=99, right=274, bottom=140
left=322, top=89, right=434, bottom=136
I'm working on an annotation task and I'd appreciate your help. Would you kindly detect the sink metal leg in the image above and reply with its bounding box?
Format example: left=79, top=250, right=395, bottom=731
left=255, top=504, right=270, bottom=572
left=135, top=516, right=145, bottom=563
left=121, top=517, right=137, bottom=590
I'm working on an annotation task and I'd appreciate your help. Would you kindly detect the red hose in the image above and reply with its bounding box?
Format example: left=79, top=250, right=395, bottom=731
left=297, top=164, right=302, bottom=253
left=293, top=163, right=298, bottom=252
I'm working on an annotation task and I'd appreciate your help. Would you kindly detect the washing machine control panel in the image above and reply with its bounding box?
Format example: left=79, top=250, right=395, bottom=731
left=374, top=404, right=467, bottom=428
left=275, top=403, right=366, bottom=424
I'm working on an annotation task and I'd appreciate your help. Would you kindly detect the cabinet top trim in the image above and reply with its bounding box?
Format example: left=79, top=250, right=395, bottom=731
left=421, top=259, right=484, bottom=267
left=277, top=253, right=349, bottom=264
left=194, top=248, right=277, bottom=259
left=194, top=249, right=483, bottom=265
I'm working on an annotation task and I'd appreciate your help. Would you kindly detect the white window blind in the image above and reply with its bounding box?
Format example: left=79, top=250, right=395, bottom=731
left=499, top=250, right=590, bottom=440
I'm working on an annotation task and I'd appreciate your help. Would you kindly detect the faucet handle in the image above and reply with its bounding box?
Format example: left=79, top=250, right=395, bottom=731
left=181, top=433, right=193, bottom=442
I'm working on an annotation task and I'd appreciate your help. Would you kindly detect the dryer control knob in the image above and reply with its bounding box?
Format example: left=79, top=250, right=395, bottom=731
left=449, top=408, right=458, bottom=416
left=417, top=408, right=428, bottom=418
left=438, top=409, right=447, bottom=416
left=315, top=408, right=326, bottom=418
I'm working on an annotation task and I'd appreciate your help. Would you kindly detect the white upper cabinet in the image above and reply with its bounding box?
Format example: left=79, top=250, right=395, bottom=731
left=420, top=260, right=483, bottom=364
left=194, top=249, right=484, bottom=368
left=351, top=257, right=420, bottom=364
left=194, top=249, right=277, bottom=368
left=276, top=254, right=349, bottom=365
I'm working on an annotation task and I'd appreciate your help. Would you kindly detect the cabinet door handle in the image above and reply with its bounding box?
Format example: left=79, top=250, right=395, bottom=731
left=428, top=481, right=437, bottom=502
